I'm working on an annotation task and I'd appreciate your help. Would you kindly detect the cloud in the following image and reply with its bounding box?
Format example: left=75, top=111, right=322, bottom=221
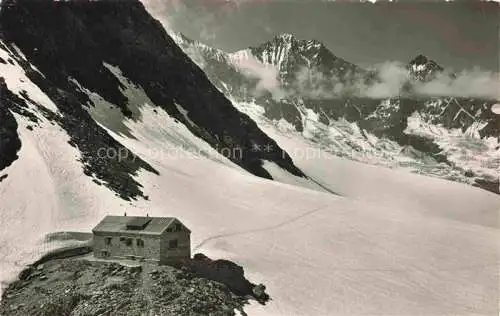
left=292, top=67, right=336, bottom=98
left=361, top=62, right=409, bottom=98
left=491, top=103, right=500, bottom=114
left=231, top=55, right=286, bottom=100
left=414, top=69, right=500, bottom=99
left=288, top=62, right=500, bottom=100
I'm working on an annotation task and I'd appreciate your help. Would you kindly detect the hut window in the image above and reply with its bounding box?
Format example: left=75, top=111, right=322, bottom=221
left=105, top=237, right=112, bottom=246
left=169, top=239, right=178, bottom=249
left=137, top=239, right=144, bottom=247
left=125, top=238, right=133, bottom=246
left=175, top=223, right=182, bottom=232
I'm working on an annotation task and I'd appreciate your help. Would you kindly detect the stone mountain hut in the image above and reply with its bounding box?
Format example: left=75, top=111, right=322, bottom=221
left=92, top=216, right=191, bottom=264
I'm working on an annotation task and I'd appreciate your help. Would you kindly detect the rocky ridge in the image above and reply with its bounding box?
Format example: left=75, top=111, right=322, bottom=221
left=0, top=253, right=269, bottom=316
left=0, top=0, right=306, bottom=201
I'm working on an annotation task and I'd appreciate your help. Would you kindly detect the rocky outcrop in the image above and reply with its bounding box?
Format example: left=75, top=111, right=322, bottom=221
left=178, top=253, right=270, bottom=304
left=1, top=254, right=269, bottom=316
left=0, top=81, right=21, bottom=172
left=18, top=245, right=93, bottom=281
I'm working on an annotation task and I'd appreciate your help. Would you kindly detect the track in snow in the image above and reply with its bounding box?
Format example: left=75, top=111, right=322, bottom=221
left=193, top=204, right=330, bottom=252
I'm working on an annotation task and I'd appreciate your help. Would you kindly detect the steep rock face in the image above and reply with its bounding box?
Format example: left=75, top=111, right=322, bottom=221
left=249, top=33, right=363, bottom=86
left=0, top=80, right=22, bottom=171
left=0, top=0, right=304, bottom=187
left=0, top=38, right=159, bottom=201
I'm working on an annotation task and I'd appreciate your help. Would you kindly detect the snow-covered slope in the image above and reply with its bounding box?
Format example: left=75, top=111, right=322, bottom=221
left=0, top=0, right=305, bottom=190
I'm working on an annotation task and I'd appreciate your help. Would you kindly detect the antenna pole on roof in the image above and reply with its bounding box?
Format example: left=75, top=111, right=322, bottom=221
left=147, top=213, right=149, bottom=217
left=124, top=212, right=127, bottom=217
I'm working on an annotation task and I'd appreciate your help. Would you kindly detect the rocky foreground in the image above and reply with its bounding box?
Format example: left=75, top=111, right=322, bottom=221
left=0, top=254, right=269, bottom=316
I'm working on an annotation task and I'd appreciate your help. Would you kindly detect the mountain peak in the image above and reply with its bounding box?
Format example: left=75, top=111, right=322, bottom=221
left=410, top=54, right=430, bottom=66
left=409, top=54, right=443, bottom=69
left=274, top=33, right=296, bottom=42
left=408, top=54, right=444, bottom=81
left=271, top=33, right=325, bottom=49
left=249, top=33, right=361, bottom=83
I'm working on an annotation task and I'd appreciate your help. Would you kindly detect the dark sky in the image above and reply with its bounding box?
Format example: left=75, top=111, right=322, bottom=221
left=148, top=0, right=499, bottom=71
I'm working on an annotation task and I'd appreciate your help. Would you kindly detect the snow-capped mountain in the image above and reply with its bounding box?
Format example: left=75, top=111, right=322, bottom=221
left=171, top=32, right=257, bottom=101
left=0, top=2, right=499, bottom=316
left=172, top=32, right=500, bottom=194
left=247, top=33, right=363, bottom=85
left=408, top=54, right=445, bottom=82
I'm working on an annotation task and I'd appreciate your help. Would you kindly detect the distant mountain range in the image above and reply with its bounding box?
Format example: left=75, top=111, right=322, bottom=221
left=173, top=32, right=500, bottom=194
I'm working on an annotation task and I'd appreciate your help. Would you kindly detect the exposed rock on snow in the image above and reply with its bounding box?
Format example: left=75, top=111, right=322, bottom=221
left=0, top=253, right=268, bottom=316
left=179, top=253, right=270, bottom=305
